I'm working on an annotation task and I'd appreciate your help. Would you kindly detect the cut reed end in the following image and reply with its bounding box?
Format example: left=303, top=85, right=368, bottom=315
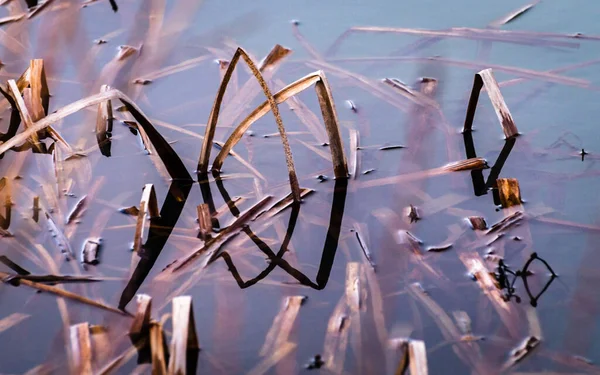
left=497, top=178, right=522, bottom=208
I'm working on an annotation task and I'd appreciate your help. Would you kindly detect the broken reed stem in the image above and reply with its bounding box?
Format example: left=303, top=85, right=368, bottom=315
left=7, top=79, right=42, bottom=152
left=168, top=296, right=199, bottom=375
left=408, top=340, right=429, bottom=375
left=462, top=68, right=519, bottom=139
left=150, top=322, right=168, bottom=375
left=497, top=178, right=522, bottom=208
left=211, top=70, right=348, bottom=180
left=129, top=294, right=152, bottom=341
left=196, top=203, right=212, bottom=240
left=198, top=47, right=301, bottom=202
left=133, top=184, right=159, bottom=254
left=69, top=323, right=93, bottom=375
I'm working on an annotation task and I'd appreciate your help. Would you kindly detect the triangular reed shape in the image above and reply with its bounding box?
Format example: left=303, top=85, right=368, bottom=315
left=211, top=70, right=348, bottom=182
left=462, top=68, right=519, bottom=138
left=197, top=47, right=301, bottom=201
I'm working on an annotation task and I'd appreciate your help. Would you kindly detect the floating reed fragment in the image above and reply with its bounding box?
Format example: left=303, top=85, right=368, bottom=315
left=352, top=226, right=376, bottom=270
left=66, top=195, right=88, bottom=225
left=45, top=211, right=75, bottom=261
left=260, top=296, right=305, bottom=357
left=487, top=211, right=524, bottom=234
left=408, top=340, right=428, bottom=375
left=463, top=68, right=519, bottom=139
left=133, top=184, right=160, bottom=255
left=206, top=68, right=349, bottom=190
left=467, top=216, right=487, bottom=230
left=489, top=1, right=538, bottom=27
left=443, top=157, right=488, bottom=172
left=497, top=178, right=522, bottom=208
left=69, top=323, right=93, bottom=375
left=168, top=296, right=199, bottom=375
left=81, top=237, right=101, bottom=265
left=129, top=294, right=152, bottom=344
left=502, top=336, right=540, bottom=370
left=196, top=203, right=212, bottom=241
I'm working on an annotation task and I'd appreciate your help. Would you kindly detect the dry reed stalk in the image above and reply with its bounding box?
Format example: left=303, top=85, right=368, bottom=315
left=196, top=203, right=211, bottom=241
left=0, top=312, right=29, bottom=334
left=408, top=340, right=428, bottom=375
left=323, top=295, right=350, bottom=373
left=129, top=294, right=152, bottom=342
left=489, top=1, right=539, bottom=27
left=0, top=270, right=126, bottom=315
left=260, top=296, right=305, bottom=357
left=7, top=79, right=42, bottom=152
left=150, top=322, right=168, bottom=375
left=133, top=184, right=160, bottom=255
left=462, top=69, right=519, bottom=138
left=69, top=323, right=93, bottom=375
left=168, top=296, right=199, bottom=375
left=459, top=252, right=520, bottom=337
left=497, top=178, right=522, bottom=208
left=198, top=47, right=301, bottom=201
left=326, top=26, right=579, bottom=57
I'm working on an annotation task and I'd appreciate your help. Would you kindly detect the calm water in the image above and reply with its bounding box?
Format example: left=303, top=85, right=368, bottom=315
left=1, top=0, right=600, bottom=374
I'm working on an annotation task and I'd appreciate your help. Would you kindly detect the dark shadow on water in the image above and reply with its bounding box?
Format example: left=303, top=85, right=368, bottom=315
left=206, top=172, right=348, bottom=290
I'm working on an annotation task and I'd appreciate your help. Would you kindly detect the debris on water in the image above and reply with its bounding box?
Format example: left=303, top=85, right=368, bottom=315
left=352, top=226, right=376, bottom=270
left=497, top=178, right=522, bottom=208
left=246, top=130, right=254, bottom=137
left=290, top=19, right=300, bottom=25
left=305, top=354, right=325, bottom=369
left=81, top=238, right=101, bottom=265
left=66, top=195, right=88, bottom=225
left=405, top=204, right=420, bottom=223
left=513, top=236, right=522, bottom=241
left=487, top=211, right=524, bottom=234
left=580, top=148, right=588, bottom=161
left=118, top=206, right=139, bottom=216
left=93, top=39, right=107, bottom=45
left=316, top=174, right=328, bottom=182
left=503, top=336, right=540, bottom=370
left=426, top=243, right=452, bottom=252
left=345, top=100, right=357, bottom=112
left=362, top=168, right=375, bottom=175
left=379, top=145, right=405, bottom=150
left=467, top=216, right=487, bottom=230
left=133, top=78, right=152, bottom=85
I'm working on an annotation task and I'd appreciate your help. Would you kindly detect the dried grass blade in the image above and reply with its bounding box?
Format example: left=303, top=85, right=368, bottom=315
left=258, top=44, right=292, bottom=71
left=260, top=296, right=305, bottom=356
left=408, top=340, right=428, bottom=375
left=7, top=79, right=42, bottom=152
left=168, top=296, right=199, bottom=374
left=69, top=323, right=93, bottom=375
left=0, top=312, right=29, bottom=334
left=129, top=294, right=152, bottom=342
left=197, top=203, right=212, bottom=241
left=198, top=47, right=301, bottom=201
left=133, top=184, right=159, bottom=255
left=489, top=1, right=538, bottom=27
